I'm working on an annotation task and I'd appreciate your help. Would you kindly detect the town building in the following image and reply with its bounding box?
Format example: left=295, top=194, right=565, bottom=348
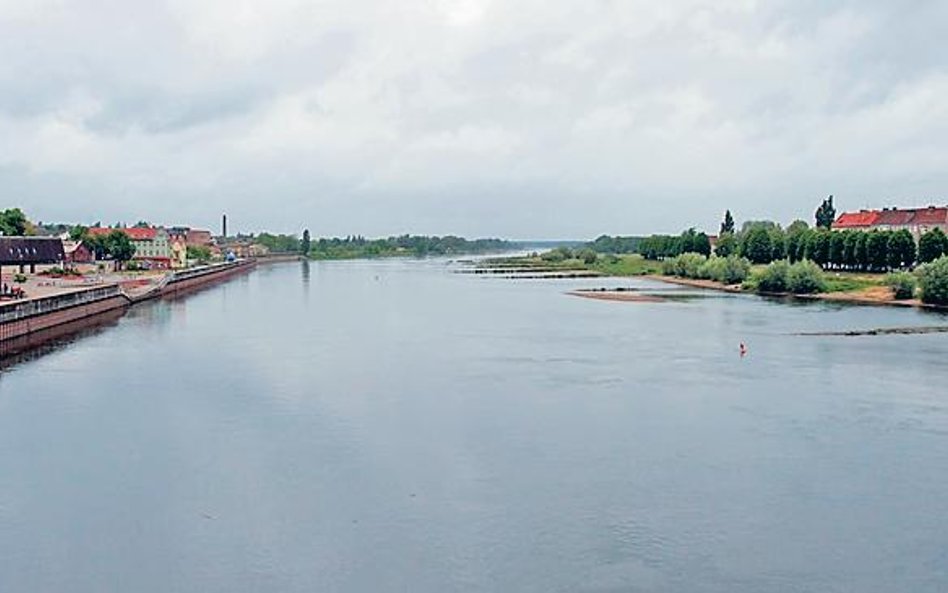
left=832, top=206, right=948, bottom=240
left=88, top=227, right=173, bottom=269
left=0, top=237, right=66, bottom=275
left=186, top=229, right=213, bottom=247
left=63, top=240, right=95, bottom=265
left=168, top=226, right=214, bottom=248
left=170, top=236, right=188, bottom=269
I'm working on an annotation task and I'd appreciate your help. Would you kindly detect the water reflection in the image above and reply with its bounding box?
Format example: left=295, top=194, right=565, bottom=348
left=2, top=261, right=948, bottom=592
left=0, top=307, right=127, bottom=370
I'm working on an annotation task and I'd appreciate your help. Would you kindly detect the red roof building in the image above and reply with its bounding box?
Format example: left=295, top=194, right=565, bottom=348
left=832, top=206, right=948, bottom=239
left=89, top=227, right=157, bottom=241
left=832, top=210, right=880, bottom=229
left=87, top=227, right=172, bottom=268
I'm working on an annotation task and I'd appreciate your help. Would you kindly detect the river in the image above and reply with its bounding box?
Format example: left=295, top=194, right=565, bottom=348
left=2, top=259, right=948, bottom=592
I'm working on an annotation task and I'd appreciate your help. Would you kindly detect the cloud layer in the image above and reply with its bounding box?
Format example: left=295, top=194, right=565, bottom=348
left=2, top=0, right=947, bottom=238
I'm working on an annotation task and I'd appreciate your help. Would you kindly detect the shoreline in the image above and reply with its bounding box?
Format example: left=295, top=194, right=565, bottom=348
left=643, top=274, right=947, bottom=312
left=1, top=260, right=256, bottom=359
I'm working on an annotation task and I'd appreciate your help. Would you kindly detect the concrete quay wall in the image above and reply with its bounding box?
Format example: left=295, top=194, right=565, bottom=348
left=1, top=259, right=256, bottom=352
left=0, top=286, right=129, bottom=348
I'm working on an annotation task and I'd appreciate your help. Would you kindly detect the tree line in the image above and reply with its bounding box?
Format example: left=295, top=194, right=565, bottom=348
left=308, top=235, right=512, bottom=259
left=717, top=222, right=947, bottom=271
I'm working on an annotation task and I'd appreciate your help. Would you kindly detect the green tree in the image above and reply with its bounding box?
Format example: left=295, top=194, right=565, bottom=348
left=842, top=230, right=859, bottom=270
left=106, top=230, right=136, bottom=270
left=0, top=208, right=29, bottom=236
left=918, top=228, right=948, bottom=264
left=866, top=231, right=890, bottom=271
left=301, top=229, right=311, bottom=255
left=678, top=228, right=699, bottom=254
left=720, top=210, right=735, bottom=235
left=786, top=220, right=809, bottom=235
left=804, top=230, right=831, bottom=267
left=769, top=229, right=787, bottom=261
left=887, top=229, right=916, bottom=269
left=693, top=232, right=712, bottom=256
left=740, top=226, right=774, bottom=264
left=85, top=234, right=108, bottom=259
left=814, top=195, right=836, bottom=229
left=186, top=245, right=212, bottom=262
left=714, top=232, right=737, bottom=257
left=828, top=231, right=846, bottom=269
left=785, top=221, right=809, bottom=263
left=69, top=225, right=89, bottom=241
left=854, top=232, right=869, bottom=271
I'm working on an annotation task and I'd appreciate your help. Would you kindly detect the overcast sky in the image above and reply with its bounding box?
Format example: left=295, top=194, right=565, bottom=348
left=2, top=0, right=946, bottom=239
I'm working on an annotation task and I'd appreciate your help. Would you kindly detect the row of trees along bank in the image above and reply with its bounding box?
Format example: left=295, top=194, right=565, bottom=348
left=614, top=206, right=948, bottom=272
left=716, top=224, right=948, bottom=271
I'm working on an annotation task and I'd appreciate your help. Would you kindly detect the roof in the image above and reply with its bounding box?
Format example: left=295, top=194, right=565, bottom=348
left=833, top=210, right=880, bottom=228
left=0, top=237, right=66, bottom=264
left=911, top=206, right=948, bottom=225
left=833, top=206, right=948, bottom=230
left=62, top=240, right=89, bottom=254
left=88, top=227, right=158, bottom=240
left=875, top=209, right=914, bottom=226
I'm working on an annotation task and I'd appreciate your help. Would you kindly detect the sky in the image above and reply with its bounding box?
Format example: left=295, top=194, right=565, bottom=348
left=1, top=0, right=947, bottom=239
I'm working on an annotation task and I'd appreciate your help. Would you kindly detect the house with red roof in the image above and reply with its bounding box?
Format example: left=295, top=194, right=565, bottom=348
left=88, top=226, right=173, bottom=269
left=833, top=206, right=948, bottom=240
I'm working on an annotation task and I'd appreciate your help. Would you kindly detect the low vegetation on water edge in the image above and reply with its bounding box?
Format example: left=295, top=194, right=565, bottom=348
left=488, top=250, right=948, bottom=303
left=884, top=272, right=917, bottom=300
left=481, top=251, right=662, bottom=276
left=916, top=257, right=948, bottom=305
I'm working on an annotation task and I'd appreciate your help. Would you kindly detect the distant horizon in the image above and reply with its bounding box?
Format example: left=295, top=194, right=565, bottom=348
left=28, top=197, right=948, bottom=244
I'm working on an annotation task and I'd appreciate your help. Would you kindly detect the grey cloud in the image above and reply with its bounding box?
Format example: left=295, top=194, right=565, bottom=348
left=5, top=0, right=948, bottom=238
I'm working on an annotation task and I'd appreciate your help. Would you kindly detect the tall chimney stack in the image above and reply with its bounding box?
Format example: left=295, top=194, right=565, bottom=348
left=222, top=213, right=228, bottom=239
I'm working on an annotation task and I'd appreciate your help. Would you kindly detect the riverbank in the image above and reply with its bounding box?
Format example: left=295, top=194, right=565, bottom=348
left=642, top=274, right=945, bottom=310
left=1, top=260, right=256, bottom=358
left=476, top=254, right=946, bottom=311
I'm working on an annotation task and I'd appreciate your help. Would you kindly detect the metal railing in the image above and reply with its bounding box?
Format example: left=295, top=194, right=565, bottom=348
left=0, top=285, right=124, bottom=324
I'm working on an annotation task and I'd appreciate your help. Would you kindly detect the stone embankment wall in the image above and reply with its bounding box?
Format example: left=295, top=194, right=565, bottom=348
left=0, top=285, right=129, bottom=346
left=159, top=259, right=255, bottom=298
left=1, top=259, right=256, bottom=354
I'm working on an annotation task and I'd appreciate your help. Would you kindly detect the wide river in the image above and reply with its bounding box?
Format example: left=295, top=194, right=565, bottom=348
left=2, top=259, right=948, bottom=592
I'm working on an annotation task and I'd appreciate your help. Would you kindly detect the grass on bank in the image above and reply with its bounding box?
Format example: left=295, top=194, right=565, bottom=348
left=481, top=253, right=663, bottom=275
left=492, top=253, right=890, bottom=294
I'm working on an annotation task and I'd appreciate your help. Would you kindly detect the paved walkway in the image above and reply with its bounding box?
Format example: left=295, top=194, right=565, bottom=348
left=0, top=267, right=168, bottom=302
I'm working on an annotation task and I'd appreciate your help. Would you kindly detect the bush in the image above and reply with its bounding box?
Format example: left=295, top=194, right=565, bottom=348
left=787, top=260, right=827, bottom=294
left=699, top=255, right=751, bottom=284
left=697, top=258, right=718, bottom=280
left=541, top=247, right=573, bottom=263
left=577, top=248, right=598, bottom=265
left=716, top=255, right=751, bottom=284
left=753, top=260, right=790, bottom=293
left=663, top=252, right=708, bottom=278
left=917, top=256, right=948, bottom=305
left=13, top=273, right=27, bottom=283
left=885, top=271, right=917, bottom=300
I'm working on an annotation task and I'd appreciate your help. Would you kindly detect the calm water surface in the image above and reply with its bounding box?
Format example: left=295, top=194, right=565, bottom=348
left=2, top=259, right=948, bottom=592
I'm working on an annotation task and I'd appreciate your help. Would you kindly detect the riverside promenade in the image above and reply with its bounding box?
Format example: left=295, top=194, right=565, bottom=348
left=0, top=260, right=256, bottom=357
